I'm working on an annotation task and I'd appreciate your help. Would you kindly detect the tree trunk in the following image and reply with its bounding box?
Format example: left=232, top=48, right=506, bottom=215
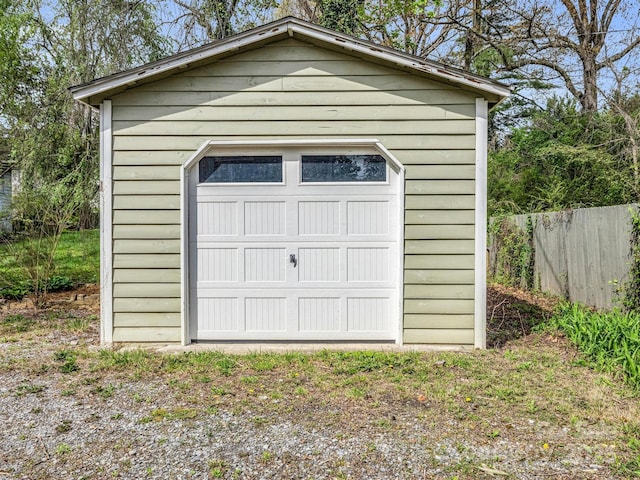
left=463, top=0, right=482, bottom=72
left=581, top=55, right=598, bottom=113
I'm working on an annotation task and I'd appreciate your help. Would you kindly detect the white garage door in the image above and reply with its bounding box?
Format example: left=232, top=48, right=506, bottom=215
left=189, top=148, right=400, bottom=341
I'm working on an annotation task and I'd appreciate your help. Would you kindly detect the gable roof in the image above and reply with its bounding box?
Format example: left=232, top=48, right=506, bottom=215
left=71, top=16, right=510, bottom=108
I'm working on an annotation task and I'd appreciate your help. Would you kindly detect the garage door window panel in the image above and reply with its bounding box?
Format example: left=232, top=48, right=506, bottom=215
left=199, top=156, right=283, bottom=183
left=301, top=155, right=386, bottom=183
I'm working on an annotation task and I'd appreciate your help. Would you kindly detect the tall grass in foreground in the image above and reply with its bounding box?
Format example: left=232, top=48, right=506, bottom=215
left=549, top=303, right=640, bottom=390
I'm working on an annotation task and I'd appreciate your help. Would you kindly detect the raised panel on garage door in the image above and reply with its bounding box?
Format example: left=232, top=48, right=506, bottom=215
left=190, top=150, right=400, bottom=341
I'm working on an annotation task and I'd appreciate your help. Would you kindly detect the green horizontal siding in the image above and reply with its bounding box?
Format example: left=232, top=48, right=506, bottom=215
left=405, top=225, right=475, bottom=240
left=113, top=210, right=180, bottom=225
left=405, top=195, right=475, bottom=210
left=112, top=104, right=475, bottom=122
left=405, top=210, right=475, bottom=225
left=113, top=239, right=180, bottom=254
left=113, top=195, right=180, bottom=210
left=404, top=240, right=475, bottom=255
left=113, top=225, right=181, bottom=239
left=403, top=328, right=474, bottom=344
left=113, top=254, right=180, bottom=269
left=112, top=134, right=476, bottom=151
left=114, top=312, right=181, bottom=327
left=404, top=284, right=474, bottom=299
left=113, top=297, right=181, bottom=313
left=112, top=327, right=181, bottom=343
left=113, top=269, right=181, bottom=283
left=404, top=314, right=474, bottom=329
left=404, top=254, right=474, bottom=269
left=112, top=89, right=474, bottom=107
left=113, top=283, right=181, bottom=297
left=404, top=269, right=475, bottom=284
left=109, top=37, right=480, bottom=345
left=405, top=164, right=475, bottom=179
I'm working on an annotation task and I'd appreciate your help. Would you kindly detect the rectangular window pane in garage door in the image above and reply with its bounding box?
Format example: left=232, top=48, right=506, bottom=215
left=199, top=156, right=282, bottom=183
left=301, top=155, right=386, bottom=182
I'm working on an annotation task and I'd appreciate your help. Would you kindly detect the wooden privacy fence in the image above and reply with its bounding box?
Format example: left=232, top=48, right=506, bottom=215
left=489, top=204, right=638, bottom=309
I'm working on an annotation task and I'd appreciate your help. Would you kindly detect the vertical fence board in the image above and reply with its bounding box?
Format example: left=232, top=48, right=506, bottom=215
left=490, top=204, right=636, bottom=309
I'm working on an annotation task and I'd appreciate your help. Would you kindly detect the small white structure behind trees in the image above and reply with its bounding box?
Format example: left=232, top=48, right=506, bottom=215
left=0, top=165, right=18, bottom=232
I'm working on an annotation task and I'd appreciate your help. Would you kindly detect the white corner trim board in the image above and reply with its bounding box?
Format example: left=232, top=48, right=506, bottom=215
left=99, top=100, right=113, bottom=344
left=474, top=98, right=488, bottom=349
left=180, top=156, right=190, bottom=345
left=180, top=139, right=404, bottom=344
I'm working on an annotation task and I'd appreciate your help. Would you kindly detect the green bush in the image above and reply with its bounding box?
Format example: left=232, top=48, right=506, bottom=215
left=46, top=275, right=74, bottom=292
left=488, top=216, right=535, bottom=289
left=0, top=282, right=31, bottom=300
left=0, top=275, right=75, bottom=300
left=549, top=303, right=640, bottom=390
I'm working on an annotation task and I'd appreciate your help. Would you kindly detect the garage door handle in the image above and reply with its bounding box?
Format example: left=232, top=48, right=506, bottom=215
left=289, top=254, right=297, bottom=267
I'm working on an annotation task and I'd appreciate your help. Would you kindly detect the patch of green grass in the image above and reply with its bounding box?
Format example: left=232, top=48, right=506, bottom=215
left=55, top=443, right=72, bottom=455
left=92, top=383, right=116, bottom=399
left=148, top=407, right=198, bottom=421
left=208, top=459, right=228, bottom=478
left=55, top=420, right=72, bottom=434
left=614, top=424, right=640, bottom=478
left=94, top=349, right=156, bottom=373
left=0, top=230, right=99, bottom=295
left=251, top=416, right=268, bottom=427
left=322, top=350, right=422, bottom=375
left=346, top=387, right=367, bottom=399
left=211, top=385, right=231, bottom=396
left=294, top=386, right=308, bottom=395
left=194, top=374, right=212, bottom=384
left=15, top=383, right=46, bottom=396
left=50, top=230, right=100, bottom=284
left=216, top=356, right=238, bottom=376
left=65, top=315, right=94, bottom=332
left=0, top=314, right=35, bottom=333
left=54, top=349, right=79, bottom=373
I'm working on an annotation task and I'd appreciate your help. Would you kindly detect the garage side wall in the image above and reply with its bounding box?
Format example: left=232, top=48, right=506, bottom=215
left=109, top=38, right=477, bottom=345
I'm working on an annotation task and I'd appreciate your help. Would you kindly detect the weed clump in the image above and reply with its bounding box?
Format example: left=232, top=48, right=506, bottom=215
left=549, top=303, right=640, bottom=390
left=54, top=349, right=78, bottom=373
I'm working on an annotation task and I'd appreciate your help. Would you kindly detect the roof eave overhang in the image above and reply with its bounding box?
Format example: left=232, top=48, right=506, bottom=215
left=71, top=18, right=510, bottom=108
left=70, top=24, right=292, bottom=108
left=287, top=23, right=510, bottom=105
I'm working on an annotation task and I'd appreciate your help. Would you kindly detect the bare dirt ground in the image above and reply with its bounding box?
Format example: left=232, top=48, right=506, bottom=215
left=486, top=284, right=560, bottom=348
left=0, top=285, right=638, bottom=479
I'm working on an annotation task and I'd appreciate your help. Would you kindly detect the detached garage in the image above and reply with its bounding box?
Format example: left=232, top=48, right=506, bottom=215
left=71, top=17, right=509, bottom=347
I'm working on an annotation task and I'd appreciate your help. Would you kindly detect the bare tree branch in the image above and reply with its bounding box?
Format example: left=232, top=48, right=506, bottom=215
left=598, top=36, right=640, bottom=67
left=559, top=0, right=586, bottom=38
left=504, top=57, right=582, bottom=100
left=601, top=0, right=622, bottom=34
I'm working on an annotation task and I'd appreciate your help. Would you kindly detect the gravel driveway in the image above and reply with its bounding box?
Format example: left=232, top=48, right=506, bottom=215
left=0, top=307, right=637, bottom=479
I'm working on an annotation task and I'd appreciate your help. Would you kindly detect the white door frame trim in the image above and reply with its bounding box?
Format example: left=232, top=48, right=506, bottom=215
left=474, top=98, right=488, bottom=349
left=180, top=138, right=405, bottom=346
